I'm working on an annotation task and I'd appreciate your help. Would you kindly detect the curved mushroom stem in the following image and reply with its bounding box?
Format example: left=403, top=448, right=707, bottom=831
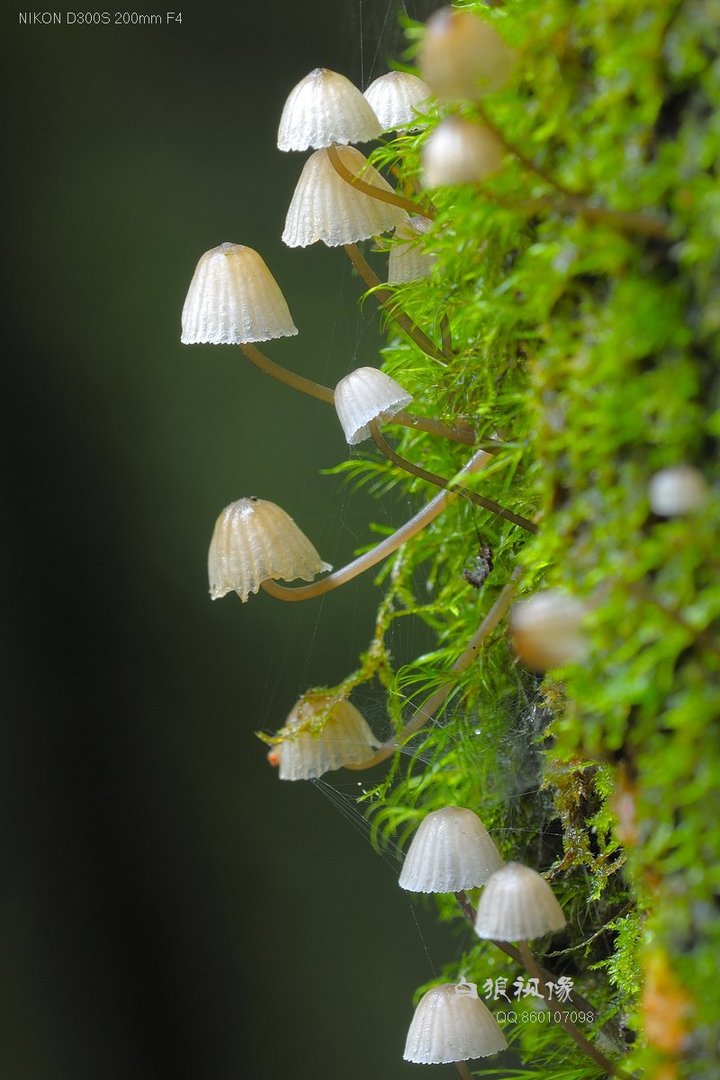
left=327, top=142, right=435, bottom=220
left=239, top=343, right=475, bottom=444
left=345, top=575, right=519, bottom=770
left=261, top=447, right=492, bottom=602
left=344, top=243, right=452, bottom=364
left=474, top=102, right=583, bottom=198
left=518, top=942, right=631, bottom=1079
left=481, top=190, right=668, bottom=239
left=369, top=421, right=538, bottom=534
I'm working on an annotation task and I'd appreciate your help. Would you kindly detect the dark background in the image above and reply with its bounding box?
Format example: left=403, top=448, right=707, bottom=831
left=1, top=1, right=462, bottom=1077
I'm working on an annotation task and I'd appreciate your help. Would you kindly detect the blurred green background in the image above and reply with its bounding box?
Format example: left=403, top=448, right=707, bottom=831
left=2, top=1, right=466, bottom=1077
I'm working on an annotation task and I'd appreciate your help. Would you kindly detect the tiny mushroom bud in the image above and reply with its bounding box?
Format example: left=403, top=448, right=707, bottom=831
left=474, top=862, right=567, bottom=942
left=277, top=67, right=382, bottom=151
left=363, top=70, right=432, bottom=132
left=403, top=979, right=508, bottom=1064
left=334, top=366, right=413, bottom=445
left=268, top=695, right=379, bottom=780
left=419, top=7, right=517, bottom=102
left=511, top=589, right=588, bottom=672
left=648, top=465, right=709, bottom=517
left=422, top=117, right=505, bottom=188
left=282, top=146, right=408, bottom=248
left=181, top=243, right=298, bottom=345
left=399, top=807, right=504, bottom=893
left=388, top=216, right=435, bottom=284
left=208, top=498, right=331, bottom=603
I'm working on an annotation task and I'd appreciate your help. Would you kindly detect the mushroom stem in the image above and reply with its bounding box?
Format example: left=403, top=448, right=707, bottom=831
left=474, top=102, right=582, bottom=198
left=261, top=446, right=492, bottom=602
left=344, top=243, right=451, bottom=364
left=440, top=313, right=453, bottom=354
left=369, top=421, right=538, bottom=534
left=327, top=142, right=435, bottom=219
left=481, top=190, right=667, bottom=239
left=239, top=342, right=475, bottom=444
left=454, top=1063, right=473, bottom=1080
left=346, top=576, right=519, bottom=769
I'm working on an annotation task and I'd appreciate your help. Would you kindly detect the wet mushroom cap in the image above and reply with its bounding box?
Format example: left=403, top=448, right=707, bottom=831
left=474, top=862, right=567, bottom=941
left=363, top=70, right=432, bottom=131
left=334, top=366, right=413, bottom=444
left=278, top=67, right=382, bottom=151
left=422, top=117, right=505, bottom=188
left=419, top=7, right=517, bottom=101
left=271, top=696, right=379, bottom=780
left=403, top=981, right=508, bottom=1064
left=181, top=243, right=298, bottom=345
left=399, top=806, right=504, bottom=893
left=510, top=589, right=588, bottom=672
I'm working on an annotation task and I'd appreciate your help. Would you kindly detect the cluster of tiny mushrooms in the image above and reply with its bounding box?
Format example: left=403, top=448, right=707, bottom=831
left=181, top=9, right=708, bottom=1076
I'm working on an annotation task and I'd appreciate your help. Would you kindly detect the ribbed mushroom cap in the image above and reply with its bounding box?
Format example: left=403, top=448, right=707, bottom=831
left=399, top=807, right=504, bottom=893
left=334, top=366, right=412, bottom=445
left=268, top=696, right=379, bottom=781
left=388, top=215, right=435, bottom=284
left=511, top=589, right=588, bottom=672
left=282, top=146, right=408, bottom=248
left=363, top=71, right=432, bottom=132
left=419, top=8, right=517, bottom=101
left=474, top=862, right=567, bottom=942
left=403, top=981, right=508, bottom=1064
left=278, top=67, right=382, bottom=151
left=208, top=498, right=331, bottom=602
left=649, top=465, right=709, bottom=516
left=181, top=243, right=298, bottom=345
left=422, top=117, right=504, bottom=188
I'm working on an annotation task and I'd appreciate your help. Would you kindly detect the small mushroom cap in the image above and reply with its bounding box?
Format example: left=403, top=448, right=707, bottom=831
left=648, top=465, right=709, bottom=516
left=334, top=366, right=412, bottom=445
left=282, top=146, right=408, bottom=248
left=363, top=71, right=432, bottom=132
left=181, top=243, right=298, bottom=345
left=208, top=498, right=331, bottom=602
left=511, top=589, right=588, bottom=672
left=422, top=117, right=505, bottom=188
left=403, top=981, right=508, bottom=1064
left=419, top=8, right=517, bottom=101
left=272, top=696, right=379, bottom=781
left=278, top=67, right=382, bottom=151
left=399, top=807, right=504, bottom=893
left=388, top=215, right=435, bottom=284
left=474, top=862, right=567, bottom=942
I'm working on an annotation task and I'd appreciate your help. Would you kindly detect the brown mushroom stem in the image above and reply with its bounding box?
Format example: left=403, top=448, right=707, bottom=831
left=440, top=313, right=453, bottom=354
left=474, top=102, right=582, bottom=198
left=518, top=942, right=630, bottom=1079
left=344, top=243, right=451, bottom=364
left=369, top=421, right=538, bottom=534
left=454, top=892, right=629, bottom=1060
left=481, top=190, right=667, bottom=239
left=327, top=142, right=435, bottom=220
left=261, top=446, right=492, bottom=602
left=454, top=1063, right=473, bottom=1080
left=239, top=342, right=475, bottom=444
left=345, top=576, right=519, bottom=770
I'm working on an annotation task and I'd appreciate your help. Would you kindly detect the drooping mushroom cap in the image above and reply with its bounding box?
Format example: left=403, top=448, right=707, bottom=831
left=181, top=243, right=298, bottom=345
left=403, top=980, right=508, bottom=1064
left=648, top=465, right=709, bottom=516
left=399, top=807, right=504, bottom=893
left=363, top=71, right=432, bottom=132
left=388, top=215, right=435, bottom=284
left=208, top=498, right=331, bottom=602
left=267, top=695, right=379, bottom=781
left=511, top=589, right=588, bottom=672
left=419, top=8, right=517, bottom=101
left=277, top=67, right=382, bottom=151
left=474, top=862, right=567, bottom=942
left=334, top=366, right=412, bottom=445
left=422, top=117, right=505, bottom=188
left=282, top=146, right=408, bottom=248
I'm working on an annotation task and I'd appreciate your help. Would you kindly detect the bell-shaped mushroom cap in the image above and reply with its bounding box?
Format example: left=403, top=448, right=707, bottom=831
left=474, top=862, right=567, bottom=942
left=277, top=67, right=382, bottom=151
left=181, top=243, right=298, bottom=345
left=334, top=366, right=412, bottom=445
left=422, top=117, right=504, bottom=188
left=399, top=807, right=504, bottom=893
left=363, top=71, right=432, bottom=132
left=419, top=7, right=517, bottom=101
left=268, top=696, right=379, bottom=781
left=511, top=589, right=588, bottom=672
left=282, top=146, right=408, bottom=248
left=403, top=980, right=508, bottom=1064
left=649, top=465, right=709, bottom=516
left=208, top=498, right=331, bottom=602
left=388, top=215, right=435, bottom=284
